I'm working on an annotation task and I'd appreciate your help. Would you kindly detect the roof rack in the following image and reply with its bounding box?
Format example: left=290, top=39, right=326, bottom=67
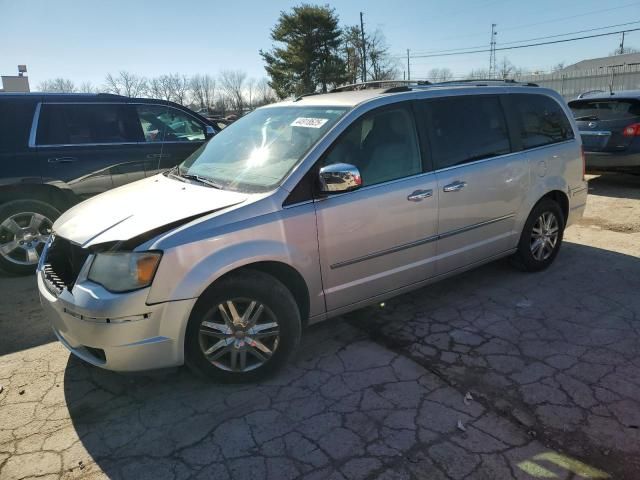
left=419, top=79, right=539, bottom=88
left=331, top=80, right=431, bottom=93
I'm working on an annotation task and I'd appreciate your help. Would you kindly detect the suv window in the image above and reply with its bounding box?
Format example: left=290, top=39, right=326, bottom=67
left=418, top=96, right=510, bottom=170
left=569, top=98, right=640, bottom=121
left=36, top=103, right=140, bottom=145
left=322, top=104, right=422, bottom=187
left=510, top=94, right=574, bottom=149
left=136, top=105, right=205, bottom=142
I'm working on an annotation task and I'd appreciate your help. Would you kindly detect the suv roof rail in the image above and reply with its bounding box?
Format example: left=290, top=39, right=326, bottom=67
left=95, top=92, right=128, bottom=98
left=420, top=79, right=539, bottom=87
left=576, top=89, right=607, bottom=99
left=331, top=80, right=431, bottom=93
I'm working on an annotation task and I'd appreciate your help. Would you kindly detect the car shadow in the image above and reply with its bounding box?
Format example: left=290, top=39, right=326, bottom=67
left=587, top=173, right=640, bottom=200
left=62, top=240, right=640, bottom=478
left=0, top=273, right=55, bottom=356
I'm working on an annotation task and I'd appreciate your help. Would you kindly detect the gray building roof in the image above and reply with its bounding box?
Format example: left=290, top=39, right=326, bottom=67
left=561, top=52, right=640, bottom=72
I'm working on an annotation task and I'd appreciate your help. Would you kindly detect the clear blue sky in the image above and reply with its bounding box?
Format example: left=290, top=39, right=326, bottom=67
left=1, top=0, right=639, bottom=88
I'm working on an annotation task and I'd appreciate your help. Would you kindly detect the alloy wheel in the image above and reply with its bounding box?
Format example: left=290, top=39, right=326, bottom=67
left=530, top=211, right=559, bottom=261
left=0, top=212, right=52, bottom=266
left=198, top=298, right=280, bottom=372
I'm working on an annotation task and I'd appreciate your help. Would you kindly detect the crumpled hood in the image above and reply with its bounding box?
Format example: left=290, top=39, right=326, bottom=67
left=54, top=174, right=247, bottom=247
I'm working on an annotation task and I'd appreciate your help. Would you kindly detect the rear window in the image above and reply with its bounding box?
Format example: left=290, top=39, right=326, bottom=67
left=510, top=94, right=574, bottom=149
left=0, top=100, right=36, bottom=152
left=568, top=98, right=640, bottom=121
left=36, top=103, right=141, bottom=145
left=419, top=95, right=511, bottom=170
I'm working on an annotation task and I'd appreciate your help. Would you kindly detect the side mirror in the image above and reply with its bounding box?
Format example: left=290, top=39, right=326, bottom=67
left=205, top=125, right=216, bottom=138
left=318, top=163, right=362, bottom=193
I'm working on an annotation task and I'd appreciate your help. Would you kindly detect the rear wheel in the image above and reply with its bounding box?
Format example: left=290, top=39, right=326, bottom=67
left=0, top=200, right=60, bottom=275
left=185, top=270, right=302, bottom=383
left=511, top=199, right=565, bottom=272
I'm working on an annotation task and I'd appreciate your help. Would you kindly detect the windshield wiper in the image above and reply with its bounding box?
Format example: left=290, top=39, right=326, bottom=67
left=574, top=115, right=599, bottom=121
left=179, top=173, right=223, bottom=189
left=166, top=166, right=223, bottom=189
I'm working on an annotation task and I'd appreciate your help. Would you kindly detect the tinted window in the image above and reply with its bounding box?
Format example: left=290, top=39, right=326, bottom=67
left=37, top=103, right=140, bottom=145
left=569, top=98, right=640, bottom=121
left=136, top=105, right=205, bottom=142
left=511, top=94, right=574, bottom=149
left=0, top=101, right=36, bottom=152
left=420, top=96, right=510, bottom=170
left=322, top=104, right=422, bottom=186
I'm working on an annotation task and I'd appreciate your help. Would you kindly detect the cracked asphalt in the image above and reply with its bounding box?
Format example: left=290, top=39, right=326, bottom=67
left=1, top=174, right=639, bottom=480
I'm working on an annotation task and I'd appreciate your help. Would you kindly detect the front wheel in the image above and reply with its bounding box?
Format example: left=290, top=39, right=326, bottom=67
left=0, top=200, right=60, bottom=275
left=185, top=270, right=302, bottom=383
left=511, top=199, right=565, bottom=272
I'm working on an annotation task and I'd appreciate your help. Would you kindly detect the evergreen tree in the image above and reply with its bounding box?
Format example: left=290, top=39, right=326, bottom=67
left=260, top=4, right=347, bottom=98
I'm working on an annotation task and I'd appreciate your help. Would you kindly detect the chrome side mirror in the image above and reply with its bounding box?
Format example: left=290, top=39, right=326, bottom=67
left=205, top=125, right=216, bottom=138
left=318, top=163, right=362, bottom=193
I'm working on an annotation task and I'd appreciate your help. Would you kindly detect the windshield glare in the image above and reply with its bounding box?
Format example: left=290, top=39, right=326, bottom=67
left=178, top=106, right=349, bottom=192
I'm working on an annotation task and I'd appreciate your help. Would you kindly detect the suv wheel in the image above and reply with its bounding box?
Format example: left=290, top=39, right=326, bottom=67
left=185, top=270, right=302, bottom=383
left=0, top=200, right=60, bottom=275
left=511, top=198, right=565, bottom=272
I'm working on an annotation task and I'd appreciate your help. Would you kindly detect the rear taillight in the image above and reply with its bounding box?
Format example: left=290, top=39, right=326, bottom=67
left=623, top=123, right=640, bottom=137
left=581, top=146, right=586, bottom=180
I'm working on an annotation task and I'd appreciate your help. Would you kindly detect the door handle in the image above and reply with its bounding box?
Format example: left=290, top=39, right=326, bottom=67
left=146, top=153, right=171, bottom=159
left=443, top=180, right=467, bottom=192
left=407, top=189, right=433, bottom=202
left=47, top=157, right=77, bottom=164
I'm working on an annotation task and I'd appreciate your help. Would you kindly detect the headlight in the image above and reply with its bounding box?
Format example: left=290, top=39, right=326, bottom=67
left=88, top=251, right=162, bottom=292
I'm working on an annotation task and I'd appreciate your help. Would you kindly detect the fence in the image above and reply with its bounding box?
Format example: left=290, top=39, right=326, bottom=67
left=514, top=64, right=640, bottom=99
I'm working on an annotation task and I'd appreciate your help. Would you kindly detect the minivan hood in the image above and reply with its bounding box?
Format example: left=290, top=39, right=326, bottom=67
left=54, top=174, right=247, bottom=247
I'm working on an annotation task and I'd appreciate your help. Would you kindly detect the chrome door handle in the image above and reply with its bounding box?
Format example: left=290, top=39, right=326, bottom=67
left=407, top=189, right=433, bottom=202
left=443, top=181, right=467, bottom=192
left=146, top=153, right=171, bottom=159
left=47, top=157, right=77, bottom=163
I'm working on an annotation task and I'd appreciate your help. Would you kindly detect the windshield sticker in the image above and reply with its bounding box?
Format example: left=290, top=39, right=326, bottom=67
left=291, top=117, right=329, bottom=128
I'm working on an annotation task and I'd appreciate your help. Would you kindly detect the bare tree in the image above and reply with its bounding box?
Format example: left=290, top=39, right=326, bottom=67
left=190, top=74, right=216, bottom=110
left=104, top=71, right=147, bottom=97
left=498, top=57, right=516, bottom=79
left=220, top=70, right=246, bottom=113
left=428, top=68, right=453, bottom=82
left=167, top=74, right=190, bottom=105
left=551, top=61, right=566, bottom=72
left=255, top=77, right=277, bottom=106
left=38, top=78, right=76, bottom=93
left=78, top=81, right=95, bottom=93
left=367, top=29, right=398, bottom=81
left=609, top=46, right=639, bottom=56
left=245, top=78, right=257, bottom=110
left=148, top=75, right=175, bottom=101
left=466, top=68, right=490, bottom=79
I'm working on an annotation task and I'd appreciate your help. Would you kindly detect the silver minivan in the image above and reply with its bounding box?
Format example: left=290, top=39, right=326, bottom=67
left=37, top=82, right=588, bottom=382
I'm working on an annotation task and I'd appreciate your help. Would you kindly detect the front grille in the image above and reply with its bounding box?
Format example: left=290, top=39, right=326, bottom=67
left=42, top=236, right=90, bottom=293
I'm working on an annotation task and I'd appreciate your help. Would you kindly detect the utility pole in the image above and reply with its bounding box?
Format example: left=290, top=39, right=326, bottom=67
left=488, top=23, right=497, bottom=78
left=407, top=49, right=411, bottom=81
left=619, top=31, right=626, bottom=55
left=360, top=12, right=367, bottom=82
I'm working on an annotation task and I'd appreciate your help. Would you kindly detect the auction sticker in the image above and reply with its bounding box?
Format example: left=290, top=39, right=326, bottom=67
left=291, top=117, right=329, bottom=128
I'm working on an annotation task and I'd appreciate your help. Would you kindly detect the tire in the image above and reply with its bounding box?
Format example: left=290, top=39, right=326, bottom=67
left=185, top=269, right=302, bottom=383
left=0, top=200, right=60, bottom=275
left=511, top=198, right=565, bottom=272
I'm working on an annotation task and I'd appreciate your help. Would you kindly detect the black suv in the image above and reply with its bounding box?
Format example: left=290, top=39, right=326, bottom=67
left=0, top=93, right=217, bottom=274
left=568, top=90, right=640, bottom=173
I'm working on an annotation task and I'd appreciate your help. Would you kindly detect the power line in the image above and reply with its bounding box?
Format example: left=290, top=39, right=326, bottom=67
left=397, top=1, right=640, bottom=49
left=407, top=27, right=640, bottom=59
left=404, top=20, right=640, bottom=57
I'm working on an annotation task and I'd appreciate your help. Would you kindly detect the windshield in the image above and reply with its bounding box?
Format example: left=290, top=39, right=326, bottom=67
left=569, top=99, right=640, bottom=121
left=176, top=105, right=349, bottom=192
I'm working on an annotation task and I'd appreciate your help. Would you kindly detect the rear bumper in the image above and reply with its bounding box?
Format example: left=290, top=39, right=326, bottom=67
left=584, top=151, right=640, bottom=170
left=38, top=272, right=196, bottom=371
left=567, top=182, right=588, bottom=228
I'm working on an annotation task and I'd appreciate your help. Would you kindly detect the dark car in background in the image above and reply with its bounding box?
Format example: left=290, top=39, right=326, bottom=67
left=568, top=90, right=640, bottom=174
left=0, top=93, right=217, bottom=274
